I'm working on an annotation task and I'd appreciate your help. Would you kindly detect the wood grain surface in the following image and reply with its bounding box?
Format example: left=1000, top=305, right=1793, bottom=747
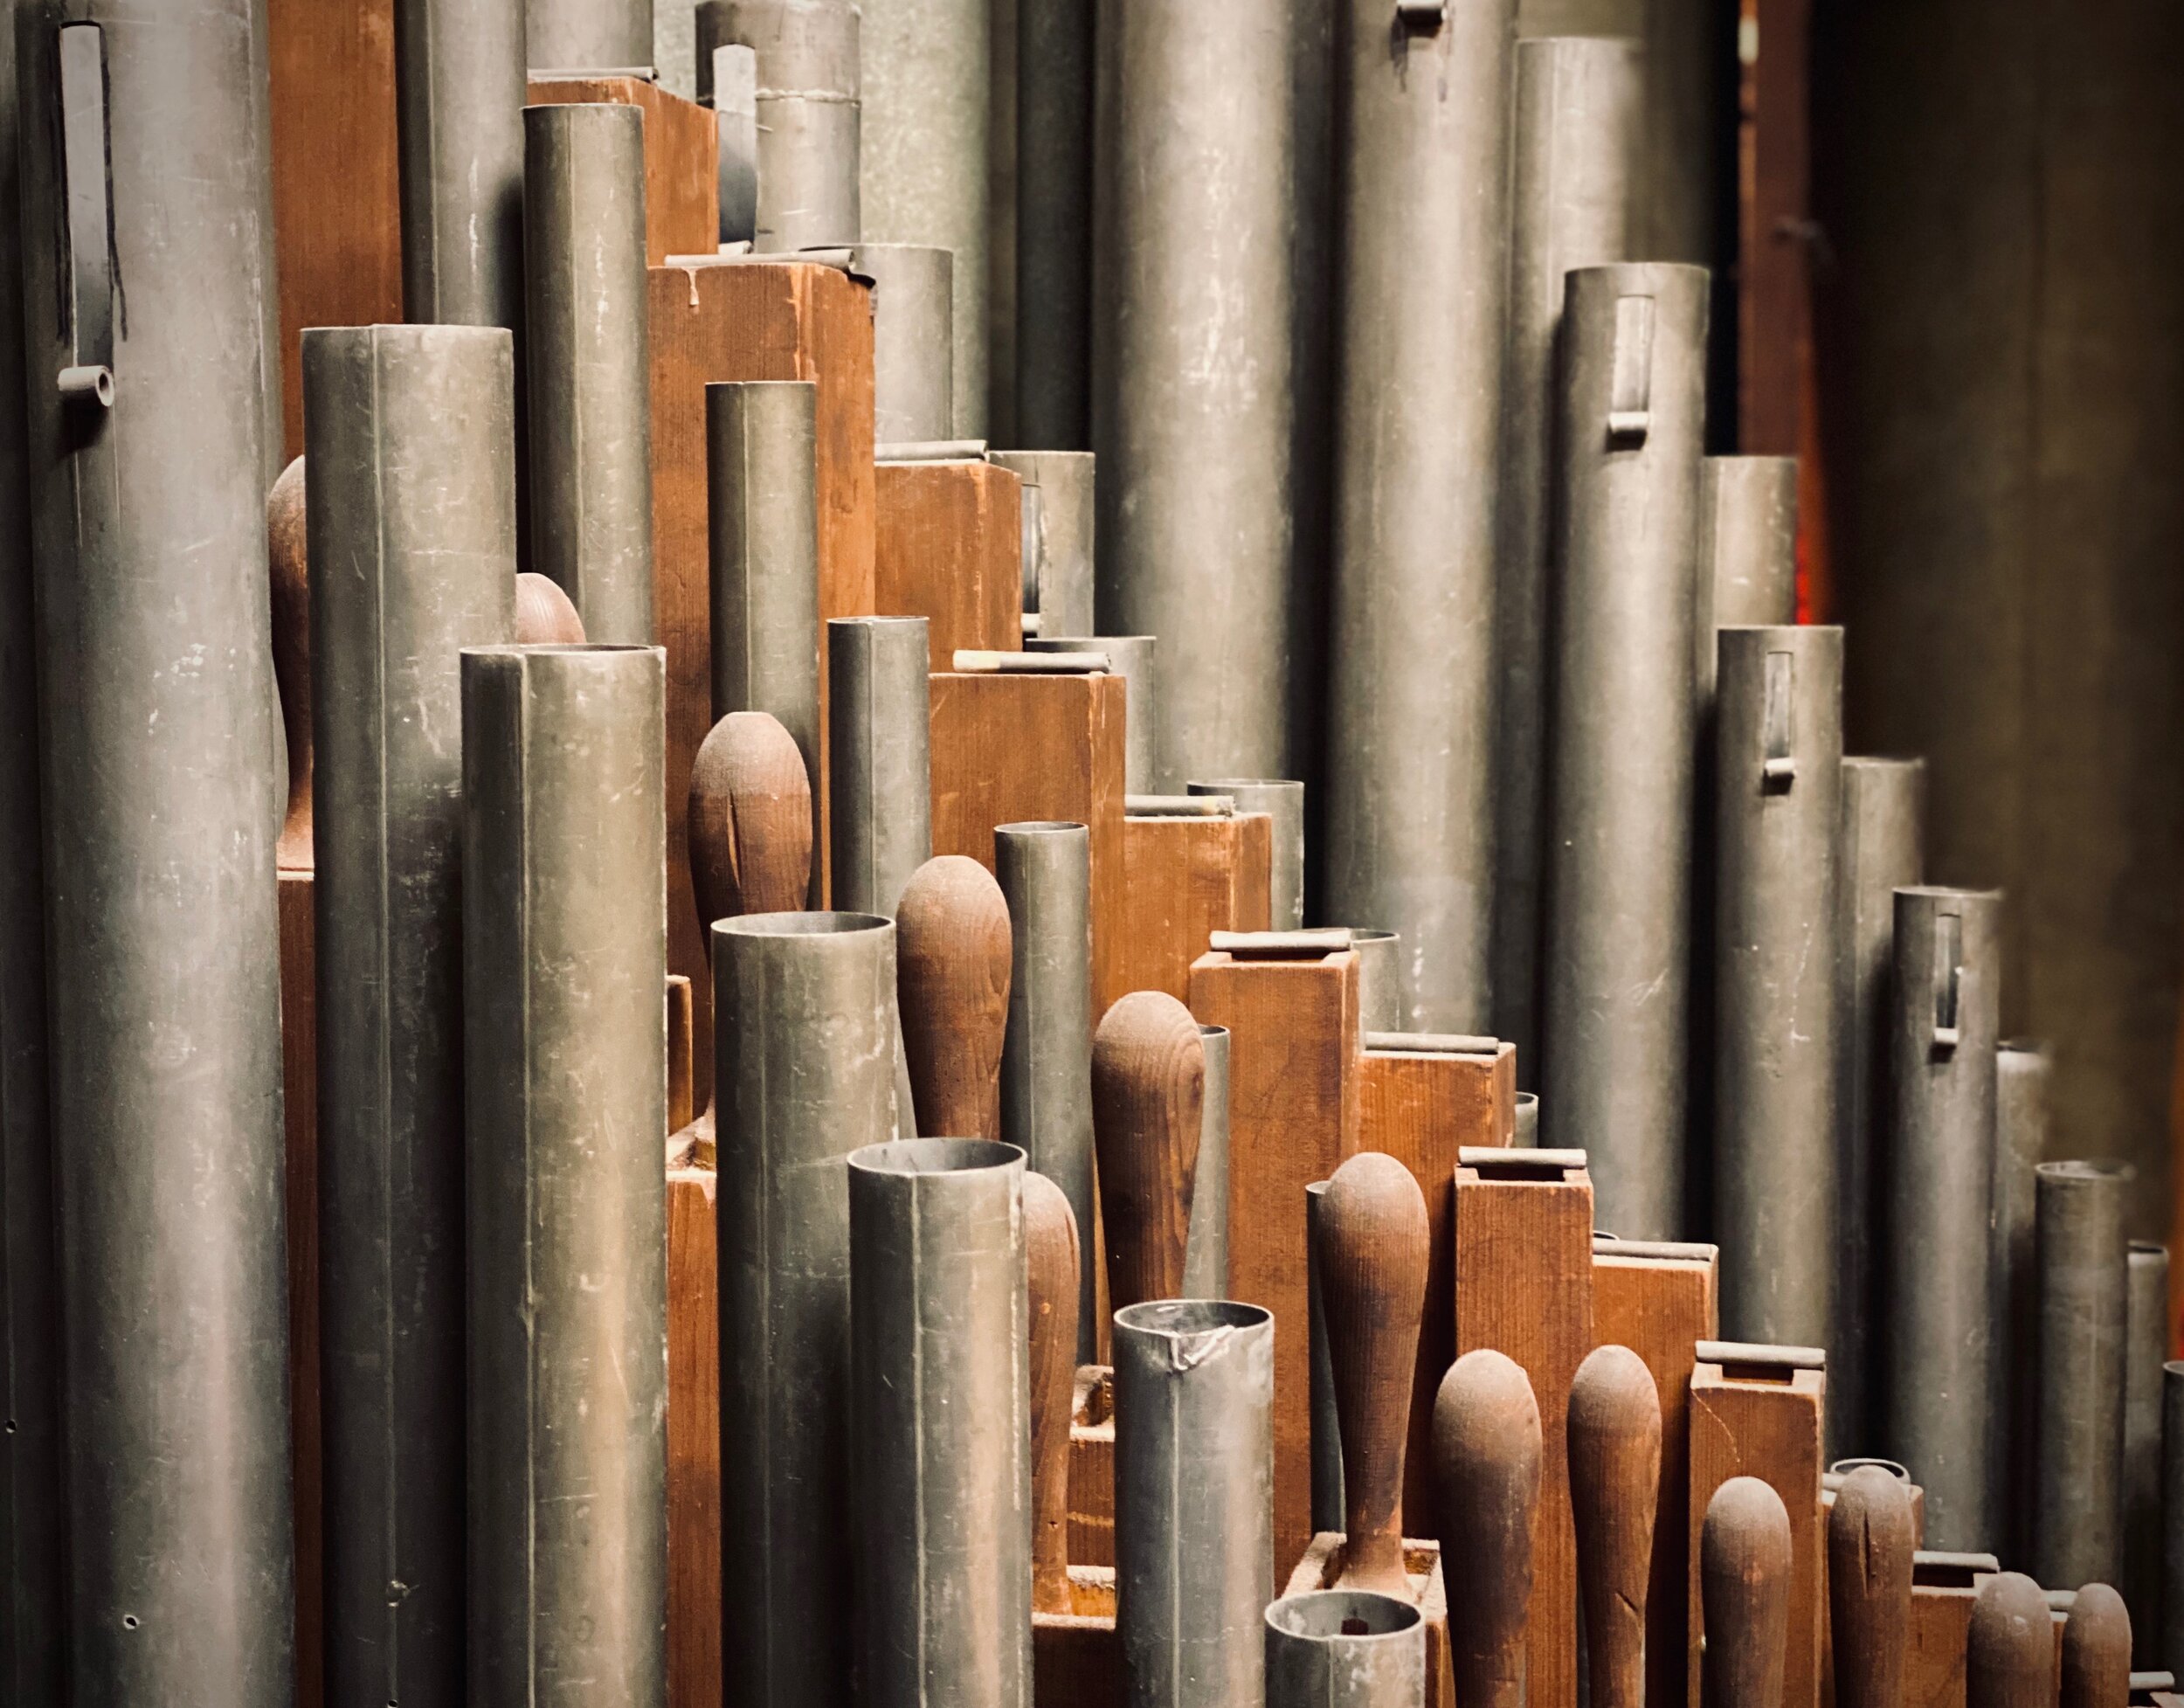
left=1704, top=1476, right=1796, bottom=1708
left=528, top=76, right=718, bottom=263
left=1089, top=992, right=1204, bottom=1309
left=1068, top=1366, right=1116, bottom=1569
left=1829, top=1465, right=1918, bottom=1708
left=1115, top=810, right=1273, bottom=1001
left=874, top=460, right=1023, bottom=667
left=667, top=1166, right=721, bottom=1708
left=895, top=855, right=1013, bottom=1138
left=1032, top=1568, right=1121, bottom=1708
left=1434, top=1348, right=1545, bottom=1708
left=1027, top=1174, right=1082, bottom=1614
left=1571, top=1344, right=1665, bottom=1708
left=515, top=571, right=586, bottom=643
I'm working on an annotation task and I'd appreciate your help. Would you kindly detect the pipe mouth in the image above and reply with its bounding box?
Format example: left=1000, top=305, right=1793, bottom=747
left=1187, top=778, right=1302, bottom=793
left=2132, top=1241, right=2168, bottom=1258
left=1998, top=1037, right=2051, bottom=1056
left=1199, top=1024, right=1229, bottom=1042
left=1828, top=1456, right=1911, bottom=1481
left=995, top=819, right=1089, bottom=836
left=1265, top=1588, right=1421, bottom=1642
left=849, top=1138, right=1023, bottom=1177
left=714, top=910, right=892, bottom=940
left=1516, top=1093, right=1539, bottom=1109
left=2166, top=1360, right=2184, bottom=1376
left=1347, top=928, right=1398, bottom=944
left=1113, top=1298, right=1270, bottom=1339
left=2035, top=1158, right=2136, bottom=1186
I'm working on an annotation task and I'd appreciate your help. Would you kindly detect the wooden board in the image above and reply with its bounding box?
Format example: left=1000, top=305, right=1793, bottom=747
left=1689, top=1346, right=1827, bottom=1708
left=1188, top=946, right=1363, bottom=1573
left=1361, top=1041, right=1517, bottom=1534
left=1904, top=1552, right=2001, bottom=1708
left=874, top=460, right=1024, bottom=668
left=1453, top=1151, right=1595, bottom=1708
left=1115, top=811, right=1274, bottom=1003
left=529, top=76, right=720, bottom=264
left=650, top=259, right=877, bottom=1103
left=1033, top=1567, right=1120, bottom=1708
left=1068, top=1365, right=1115, bottom=1570
left=279, top=868, right=321, bottom=1708
left=667, top=974, right=694, bottom=1135
left=1286, top=1534, right=1455, bottom=1708
left=667, top=1166, right=721, bottom=1708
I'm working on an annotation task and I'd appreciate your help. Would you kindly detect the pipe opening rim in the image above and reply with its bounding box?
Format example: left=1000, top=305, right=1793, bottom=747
left=996, top=819, right=1089, bottom=837
left=1265, top=1589, right=1422, bottom=1642
left=2034, top=1158, right=2136, bottom=1185
left=849, top=1138, right=1025, bottom=1177
left=1113, top=1298, right=1270, bottom=1338
left=714, top=909, right=893, bottom=941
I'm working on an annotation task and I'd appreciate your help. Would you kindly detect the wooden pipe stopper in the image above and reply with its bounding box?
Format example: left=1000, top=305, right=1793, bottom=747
left=1968, top=1573, right=2058, bottom=1708
left=268, top=455, right=312, bottom=870
left=515, top=570, right=586, bottom=643
left=2060, top=1584, right=2131, bottom=1708
left=1433, top=1348, right=1542, bottom=1708
left=1568, top=1343, right=1662, bottom=1708
left=896, top=855, right=1013, bottom=1139
left=1026, top=1170, right=1082, bottom=1616
left=690, top=711, right=814, bottom=933
left=1702, top=1476, right=1793, bottom=1708
left=1321, top=1150, right=1428, bottom=1596
left=1828, top=1463, right=1916, bottom=1708
left=1090, top=990, right=1205, bottom=1310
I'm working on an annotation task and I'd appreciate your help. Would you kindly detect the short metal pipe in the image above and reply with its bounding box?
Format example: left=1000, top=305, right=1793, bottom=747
left=2033, top=1159, right=2131, bottom=1590
left=1542, top=262, right=1711, bottom=1241
left=1515, top=1093, right=1540, bottom=1148
left=828, top=617, right=932, bottom=915
left=991, top=451, right=1095, bottom=636
left=525, top=101, right=654, bottom=645
left=396, top=0, right=525, bottom=328
left=1181, top=1025, right=1232, bottom=1301
left=1114, top=1299, right=1275, bottom=1708
left=856, top=242, right=954, bottom=444
left=1307, top=1180, right=1345, bottom=1534
left=1697, top=457, right=1799, bottom=688
left=1994, top=1040, right=2052, bottom=1569
left=462, top=643, right=668, bottom=1708
left=1032, top=633, right=1156, bottom=790
left=849, top=1139, right=1032, bottom=1708
left=526, top=0, right=653, bottom=71
left=995, top=820, right=1098, bottom=1360
left=2160, top=1361, right=2184, bottom=1669
left=1351, top=930, right=1404, bottom=1033
left=713, top=910, right=900, bottom=1708
left=713, top=44, right=759, bottom=245
left=2127, top=1242, right=2168, bottom=1656
left=1188, top=778, right=1306, bottom=930
left=697, top=0, right=861, bottom=252
left=1265, top=1590, right=1427, bottom=1708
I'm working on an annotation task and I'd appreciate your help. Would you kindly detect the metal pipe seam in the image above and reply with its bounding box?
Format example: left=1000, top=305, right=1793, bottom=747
left=696, top=0, right=862, bottom=251
left=1264, top=1589, right=1426, bottom=1708
left=1186, top=778, right=1306, bottom=930
left=2033, top=1158, right=2132, bottom=1591
left=1180, top=1024, right=1231, bottom=1302
left=396, top=0, right=526, bottom=328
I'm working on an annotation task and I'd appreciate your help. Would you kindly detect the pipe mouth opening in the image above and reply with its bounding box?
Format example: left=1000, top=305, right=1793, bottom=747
left=1265, top=1589, right=1422, bottom=1642
left=1998, top=1037, right=2050, bottom=1056
left=1187, top=778, right=1301, bottom=792
left=2164, top=1360, right=2184, bottom=1376
left=1516, top=1093, right=1539, bottom=1109
left=1347, top=928, right=1397, bottom=944
left=2132, top=1241, right=2168, bottom=1258
left=2034, top=1158, right=2136, bottom=1185
left=1113, top=1298, right=1269, bottom=1338
left=1828, top=1457, right=1911, bottom=1481
left=1199, top=1024, right=1229, bottom=1042
left=849, top=1138, right=1024, bottom=1177
left=996, top=819, right=1089, bottom=836
left=714, top=910, right=892, bottom=941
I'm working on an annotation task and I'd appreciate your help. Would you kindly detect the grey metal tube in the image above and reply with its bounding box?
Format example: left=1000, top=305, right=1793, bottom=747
left=1307, top=1179, right=1345, bottom=1535
left=1015, top=0, right=1094, bottom=447
left=1265, top=1590, right=1427, bottom=1708
left=524, top=101, right=654, bottom=645
left=1515, top=1093, right=1540, bottom=1148
left=714, top=910, right=899, bottom=1708
left=1182, top=1025, right=1232, bottom=1301
left=1880, top=886, right=2002, bottom=1552
left=1352, top=930, right=1403, bottom=1034
left=828, top=616, right=933, bottom=915
left=306, top=322, right=519, bottom=1708
left=1092, top=0, right=1298, bottom=783
left=1188, top=779, right=1306, bottom=930
left=1031, top=633, right=1156, bottom=790
left=526, top=0, right=653, bottom=69
left=1541, top=262, right=1711, bottom=1241
left=462, top=643, right=668, bottom=1708
left=1324, top=0, right=1515, bottom=1039
left=991, top=451, right=1095, bottom=636
left=1995, top=1040, right=2053, bottom=1569
left=396, top=0, right=525, bottom=327
left=2161, top=1362, right=2184, bottom=1670
left=697, top=0, right=861, bottom=252
left=2033, top=1159, right=2131, bottom=1591
left=1114, top=1298, right=1276, bottom=1708
left=1697, top=458, right=1800, bottom=687
left=1712, top=626, right=1843, bottom=1368
left=2126, top=1242, right=2168, bottom=1656
left=857, top=243, right=955, bottom=444
left=995, top=821, right=1098, bottom=1361
left=1835, top=757, right=1926, bottom=1464
left=715, top=45, right=760, bottom=244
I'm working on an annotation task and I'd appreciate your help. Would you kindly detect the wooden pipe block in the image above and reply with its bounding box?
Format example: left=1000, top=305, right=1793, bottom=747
left=874, top=459, right=1023, bottom=669
left=1284, top=1535, right=1456, bottom=1708
left=1033, top=1568, right=1122, bottom=1708
left=1068, top=1366, right=1116, bottom=1570
left=1904, top=1552, right=2002, bottom=1708
left=667, top=1165, right=722, bottom=1708
left=1689, top=1343, right=1828, bottom=1708
left=1114, top=808, right=1274, bottom=1002
left=529, top=75, right=719, bottom=262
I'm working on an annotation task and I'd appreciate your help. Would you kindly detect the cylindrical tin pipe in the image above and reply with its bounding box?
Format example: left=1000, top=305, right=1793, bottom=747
left=1187, top=778, right=1306, bottom=930
left=2127, top=1242, right=2169, bottom=1657
left=1032, top=633, right=1156, bottom=789
left=2034, top=1158, right=2131, bottom=1590
left=1880, top=886, right=2002, bottom=1552
left=1696, top=458, right=1800, bottom=684
left=306, top=322, right=519, bottom=1708
left=1489, top=33, right=1640, bottom=1085
left=1325, top=0, right=1515, bottom=1038
left=1713, top=626, right=1843, bottom=1365
left=1114, top=1298, right=1275, bottom=1708
left=714, top=44, right=760, bottom=245
left=995, top=822, right=1096, bottom=1359
left=697, top=0, right=861, bottom=252
left=1307, top=1179, right=1346, bottom=1534
left=526, top=0, right=653, bottom=69
left=1353, top=930, right=1403, bottom=1034
left=17, top=10, right=292, bottom=1695
left=991, top=451, right=1095, bottom=635
left=462, top=643, right=668, bottom=1708
left=1182, top=1025, right=1231, bottom=1301
left=1015, top=0, right=1094, bottom=448
left=714, top=910, right=899, bottom=1708
left=828, top=617, right=932, bottom=915
left=1264, top=1590, right=1426, bottom=1708
left=1835, top=756, right=1926, bottom=1463
left=1994, top=1040, right=2052, bottom=1568
left=396, top=0, right=525, bottom=328
left=1515, top=1093, right=1540, bottom=1148
left=1541, top=262, right=1711, bottom=1241
left=856, top=243, right=955, bottom=445
left=849, top=1138, right=1032, bottom=1708
left=2160, top=1361, right=2184, bottom=1669
left=1092, top=0, right=1297, bottom=783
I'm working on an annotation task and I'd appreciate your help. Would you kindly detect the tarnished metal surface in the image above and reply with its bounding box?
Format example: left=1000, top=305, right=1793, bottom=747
left=698, top=0, right=861, bottom=251
left=1994, top=1040, right=2051, bottom=1567
left=856, top=242, right=954, bottom=444
left=1515, top=1093, right=1539, bottom=1147
left=1697, top=459, right=1799, bottom=677
left=1181, top=1025, right=1231, bottom=1301
left=2162, top=1360, right=2184, bottom=1667
left=829, top=616, right=932, bottom=915
left=1188, top=779, right=1306, bottom=930
left=1031, top=633, right=1154, bottom=790
left=1015, top=0, right=1094, bottom=446
left=2033, top=1159, right=2130, bottom=1590
left=1264, top=1590, right=1427, bottom=1708
left=2125, top=1241, right=2168, bottom=1656
left=528, top=0, right=654, bottom=70
left=1352, top=930, right=1402, bottom=1034
left=1307, top=1179, right=1345, bottom=1535
left=992, top=451, right=1095, bottom=638
left=714, top=45, right=759, bottom=243
left=396, top=0, right=525, bottom=326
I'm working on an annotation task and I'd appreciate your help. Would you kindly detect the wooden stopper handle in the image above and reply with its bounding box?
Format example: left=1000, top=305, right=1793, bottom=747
left=2060, top=1584, right=2131, bottom=1708
left=689, top=711, right=814, bottom=936
left=1569, top=1343, right=1662, bottom=1708
left=1090, top=991, right=1205, bottom=1310
left=1321, top=1151, right=1428, bottom=1595
left=1968, top=1573, right=2058, bottom=1708
left=268, top=456, right=311, bottom=870
left=1026, top=1170, right=1081, bottom=1615
left=1702, top=1476, right=1793, bottom=1708
left=1828, top=1463, right=1915, bottom=1708
left=1433, top=1348, right=1542, bottom=1708
left=896, top=855, right=1013, bottom=1139
left=515, top=570, right=586, bottom=644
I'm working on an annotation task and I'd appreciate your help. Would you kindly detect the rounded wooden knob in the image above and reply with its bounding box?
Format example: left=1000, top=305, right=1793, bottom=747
left=1026, top=1170, right=1081, bottom=1615
left=1702, top=1476, right=1792, bottom=1708
left=515, top=570, right=586, bottom=644
left=1828, top=1463, right=1915, bottom=1708
left=2060, top=1583, right=2131, bottom=1708
left=1569, top=1343, right=1662, bottom=1708
left=1322, top=1151, right=1428, bottom=1596
left=1090, top=991, right=1205, bottom=1311
left=896, top=855, right=1013, bottom=1139
left=689, top=711, right=814, bottom=934
left=268, top=455, right=312, bottom=870
left=1968, top=1573, right=2056, bottom=1708
left=1433, top=1348, right=1542, bottom=1708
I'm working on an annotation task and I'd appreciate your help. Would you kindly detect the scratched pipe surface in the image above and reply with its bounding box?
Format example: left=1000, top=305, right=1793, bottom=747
left=1264, top=1590, right=1426, bottom=1708
left=1188, top=778, right=1307, bottom=930
left=396, top=0, right=525, bottom=328
left=696, top=0, right=861, bottom=250
left=2034, top=1158, right=2131, bottom=1590
left=2126, top=1241, right=2169, bottom=1657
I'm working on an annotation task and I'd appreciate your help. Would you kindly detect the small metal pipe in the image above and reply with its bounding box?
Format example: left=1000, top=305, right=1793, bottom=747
left=461, top=643, right=667, bottom=1708
left=828, top=617, right=932, bottom=915
left=1263, top=1591, right=1426, bottom=1708
left=1114, top=1299, right=1275, bottom=1708
left=1030, top=633, right=1157, bottom=791
left=1995, top=1040, right=2053, bottom=1567
left=1306, top=1180, right=1345, bottom=1534
left=849, top=1138, right=1031, bottom=1708
left=2127, top=1244, right=2169, bottom=1658
left=1014, top=0, right=1095, bottom=446
left=1181, top=1025, right=1231, bottom=1301
left=697, top=0, right=861, bottom=252
left=1515, top=1093, right=1539, bottom=1148
left=855, top=243, right=954, bottom=444
left=1351, top=929, right=1402, bottom=1033
left=881, top=438, right=991, bottom=462
left=2160, top=1361, right=2184, bottom=1669
left=1697, top=459, right=1800, bottom=684
left=990, top=451, right=1095, bottom=634
left=713, top=44, right=759, bottom=245
left=396, top=0, right=525, bottom=328
left=525, top=0, right=653, bottom=70
left=1187, top=778, right=1306, bottom=930
left=2035, top=1159, right=2132, bottom=1590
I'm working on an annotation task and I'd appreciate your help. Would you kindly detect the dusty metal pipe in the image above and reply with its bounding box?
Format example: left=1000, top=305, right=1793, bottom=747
left=527, top=0, right=653, bottom=69
left=2128, top=1243, right=2169, bottom=1656
left=1995, top=1039, right=2052, bottom=1566
left=1541, top=262, right=1711, bottom=1241
left=1181, top=1024, right=1231, bottom=1301
left=462, top=643, right=668, bottom=1708
left=1113, top=1298, right=1275, bottom=1708
left=1352, top=930, right=1403, bottom=1033
left=856, top=242, right=955, bottom=444
left=1264, top=1590, right=1426, bottom=1708
left=306, top=322, right=519, bottom=1708
left=2034, top=1158, right=2131, bottom=1590
left=1515, top=1093, right=1539, bottom=1147
left=2160, top=1361, right=2184, bottom=1669
left=396, top=0, right=525, bottom=327
left=714, top=909, right=900, bottom=1708
left=849, top=1138, right=1032, bottom=1708
left=1307, top=1179, right=1346, bottom=1535
left=1187, top=778, right=1306, bottom=930
left=991, top=451, right=1095, bottom=635
left=714, top=44, right=760, bottom=245
left=828, top=616, right=932, bottom=915
left=1015, top=0, right=1095, bottom=448
left=697, top=0, right=861, bottom=251
left=1697, top=458, right=1800, bottom=681
left=1030, top=633, right=1157, bottom=790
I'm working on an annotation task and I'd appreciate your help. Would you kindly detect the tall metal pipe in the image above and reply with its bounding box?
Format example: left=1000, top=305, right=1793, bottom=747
left=1697, top=459, right=1800, bottom=674
left=991, top=450, right=1095, bottom=635
left=1187, top=778, right=1306, bottom=930
left=306, top=322, right=519, bottom=1708
left=849, top=1139, right=1031, bottom=1708
left=17, top=8, right=288, bottom=1691
left=2160, top=1361, right=2184, bottom=1669
left=1030, top=633, right=1156, bottom=789
left=1353, top=930, right=1403, bottom=1033
left=396, top=0, right=525, bottom=328
left=2126, top=1242, right=2169, bottom=1656
left=1325, top=0, right=1515, bottom=1037
left=1713, top=626, right=1842, bottom=1366
left=828, top=617, right=932, bottom=914
left=462, top=643, right=668, bottom=1708
left=1541, top=262, right=1711, bottom=1241
left=1489, top=33, right=1639, bottom=1082
left=995, top=820, right=1097, bottom=1360
left=527, top=0, right=654, bottom=69
left=1182, top=1024, right=1231, bottom=1301
left=857, top=242, right=954, bottom=445
left=2033, top=1159, right=2130, bottom=1590
left=1880, top=886, right=2002, bottom=1552
left=1092, top=0, right=1298, bottom=783
left=1264, top=1591, right=1426, bottom=1708
left=714, top=45, right=760, bottom=245
left=714, top=910, right=899, bottom=1708
left=1015, top=0, right=1094, bottom=447
left=1114, top=1298, right=1275, bottom=1708
left=697, top=0, right=861, bottom=252
left=1307, top=1179, right=1346, bottom=1535
left=1994, top=1040, right=2051, bottom=1566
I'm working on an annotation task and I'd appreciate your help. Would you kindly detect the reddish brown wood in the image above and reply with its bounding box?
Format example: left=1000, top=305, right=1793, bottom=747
left=896, top=855, right=1013, bottom=1139
left=1089, top=992, right=1204, bottom=1310
left=1026, top=1172, right=1082, bottom=1615
left=689, top=711, right=814, bottom=925
left=1068, top=1366, right=1116, bottom=1570
left=1433, top=1349, right=1543, bottom=1708
left=1906, top=1552, right=2002, bottom=1708
left=1286, top=1534, right=1457, bottom=1708
left=1738, top=0, right=1814, bottom=462
left=278, top=870, right=320, bottom=1708
left=667, top=1166, right=721, bottom=1708
left=874, top=460, right=1022, bottom=668
left=2061, top=1586, right=2132, bottom=1708
left=1570, top=1344, right=1663, bottom=1708
left=666, top=975, right=694, bottom=1138
left=270, top=457, right=313, bottom=873
left=527, top=76, right=718, bottom=263
left=1704, top=1476, right=1795, bottom=1708
left=515, top=571, right=586, bottom=643
left=1115, top=810, right=1274, bottom=1002
left=1970, top=1574, right=2057, bottom=1708
left=1831, top=1465, right=1918, bottom=1708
